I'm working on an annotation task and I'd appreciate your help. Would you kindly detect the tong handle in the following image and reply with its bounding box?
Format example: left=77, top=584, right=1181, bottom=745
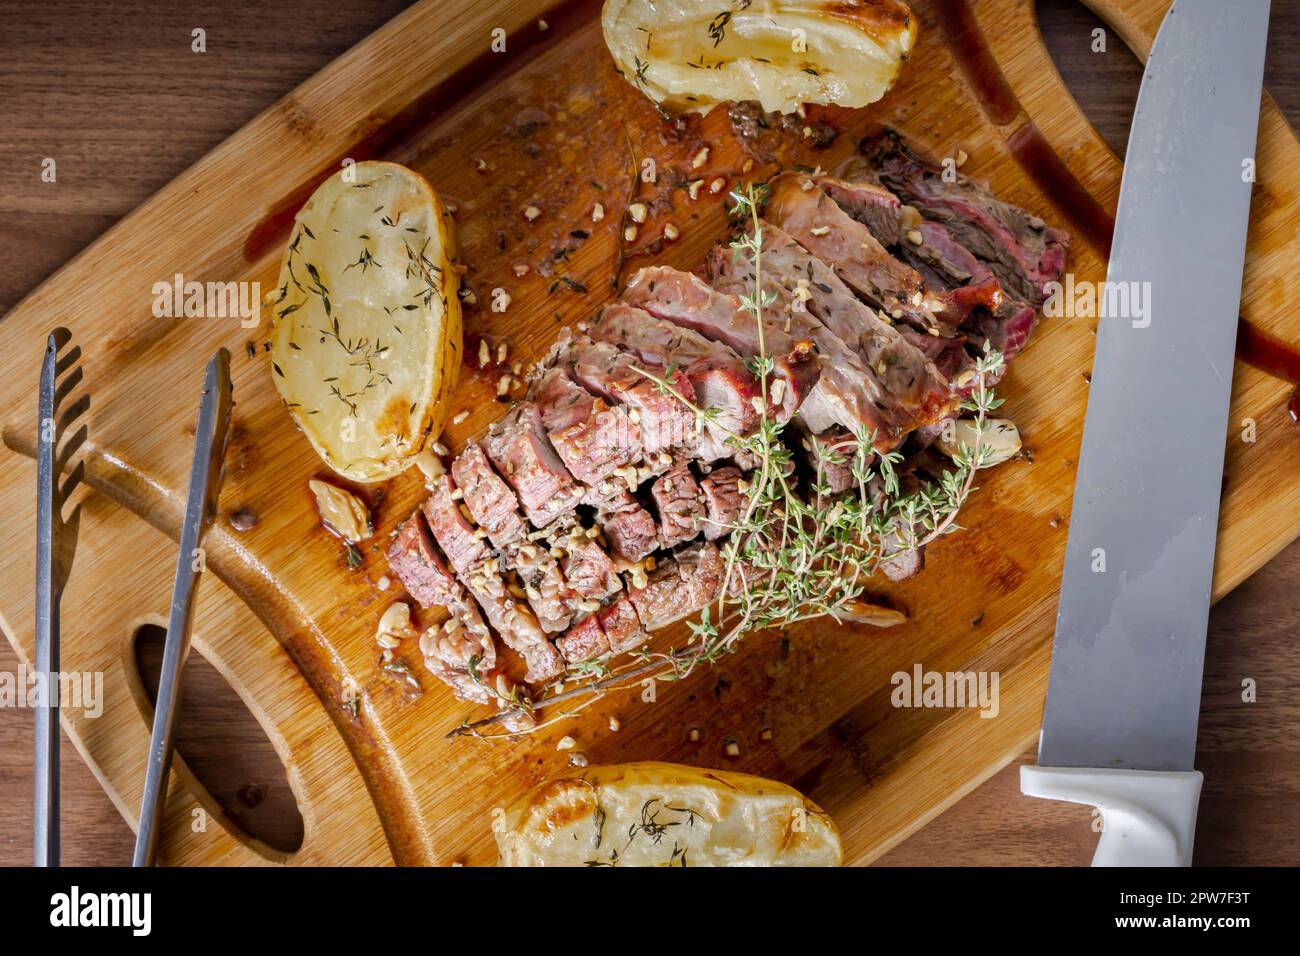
left=133, top=349, right=232, bottom=867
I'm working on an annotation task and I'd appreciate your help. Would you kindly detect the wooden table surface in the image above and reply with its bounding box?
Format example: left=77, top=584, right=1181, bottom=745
left=1, top=0, right=1297, bottom=867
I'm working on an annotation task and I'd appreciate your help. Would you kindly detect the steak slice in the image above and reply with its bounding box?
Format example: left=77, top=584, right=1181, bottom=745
left=484, top=401, right=582, bottom=529
left=860, top=130, right=1069, bottom=305
left=593, top=487, right=659, bottom=562
left=698, top=465, right=744, bottom=540
left=451, top=440, right=528, bottom=549
left=555, top=614, right=609, bottom=664
left=511, top=540, right=572, bottom=634
left=817, top=176, right=918, bottom=246
left=531, top=364, right=642, bottom=486
left=419, top=605, right=499, bottom=703
left=766, top=173, right=949, bottom=335
left=627, top=541, right=723, bottom=631
left=385, top=512, right=462, bottom=608
left=555, top=594, right=646, bottom=663
left=649, top=459, right=705, bottom=548
left=562, top=336, right=704, bottom=458
left=552, top=522, right=623, bottom=607
left=592, top=302, right=762, bottom=442
left=421, top=477, right=487, bottom=575
left=804, top=430, right=857, bottom=495
left=460, top=559, right=564, bottom=682
left=894, top=219, right=1037, bottom=370
left=598, top=596, right=645, bottom=654
left=709, top=227, right=955, bottom=442
left=622, top=265, right=820, bottom=424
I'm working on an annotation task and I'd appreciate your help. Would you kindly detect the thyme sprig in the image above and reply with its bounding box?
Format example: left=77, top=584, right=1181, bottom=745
left=448, top=183, right=1005, bottom=740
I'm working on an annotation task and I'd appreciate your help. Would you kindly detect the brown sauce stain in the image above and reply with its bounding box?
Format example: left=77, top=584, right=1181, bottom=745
left=1006, top=121, right=1115, bottom=259
left=927, top=0, right=1020, bottom=126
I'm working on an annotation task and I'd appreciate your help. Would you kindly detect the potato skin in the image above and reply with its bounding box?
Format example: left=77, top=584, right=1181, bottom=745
left=495, top=761, right=842, bottom=867
left=269, top=161, right=460, bottom=482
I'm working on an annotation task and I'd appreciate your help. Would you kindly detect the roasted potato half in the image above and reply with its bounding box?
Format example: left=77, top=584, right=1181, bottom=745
left=269, top=161, right=461, bottom=482
left=495, top=761, right=842, bottom=866
left=602, top=0, right=917, bottom=115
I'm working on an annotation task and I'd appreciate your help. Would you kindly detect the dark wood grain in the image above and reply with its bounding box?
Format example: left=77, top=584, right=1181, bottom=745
left=0, top=0, right=1296, bottom=866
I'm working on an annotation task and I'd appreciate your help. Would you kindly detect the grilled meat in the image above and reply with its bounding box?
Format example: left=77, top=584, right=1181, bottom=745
left=860, top=130, right=1070, bottom=306
left=650, top=459, right=706, bottom=548
left=382, top=132, right=1067, bottom=709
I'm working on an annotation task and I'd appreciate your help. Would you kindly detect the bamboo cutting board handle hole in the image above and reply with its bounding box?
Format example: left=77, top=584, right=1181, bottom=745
left=1037, top=0, right=1146, bottom=159
left=129, top=623, right=305, bottom=858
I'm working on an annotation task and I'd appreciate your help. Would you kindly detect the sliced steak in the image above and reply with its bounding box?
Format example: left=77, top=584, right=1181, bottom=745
left=531, top=364, right=643, bottom=486
left=451, top=440, right=528, bottom=549
left=880, top=545, right=925, bottom=582
left=649, top=460, right=705, bottom=548
left=593, top=487, right=660, bottom=562
left=817, top=176, right=918, bottom=246
left=592, top=302, right=762, bottom=441
left=627, top=541, right=723, bottom=631
left=805, top=430, right=857, bottom=495
left=766, top=173, right=949, bottom=335
left=484, top=401, right=582, bottom=529
left=556, top=526, right=623, bottom=605
left=421, top=477, right=487, bottom=575
left=511, top=541, right=572, bottom=634
left=561, top=336, right=701, bottom=458
left=423, top=476, right=563, bottom=681
left=699, top=465, right=744, bottom=540
left=460, top=559, right=564, bottom=682
left=860, top=130, right=1069, bottom=305
left=556, top=593, right=648, bottom=663
left=420, top=605, right=498, bottom=693
left=555, top=614, right=609, bottom=664
left=385, top=512, right=462, bottom=608
left=709, top=226, right=955, bottom=442
left=894, top=219, right=1037, bottom=370
left=598, top=595, right=645, bottom=654
left=622, top=265, right=820, bottom=424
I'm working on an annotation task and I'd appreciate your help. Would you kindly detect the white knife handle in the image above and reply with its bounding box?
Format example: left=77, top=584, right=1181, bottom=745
left=1020, top=766, right=1203, bottom=866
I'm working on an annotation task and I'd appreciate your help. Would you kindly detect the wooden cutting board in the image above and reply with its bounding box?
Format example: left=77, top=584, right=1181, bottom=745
left=2, top=0, right=1298, bottom=867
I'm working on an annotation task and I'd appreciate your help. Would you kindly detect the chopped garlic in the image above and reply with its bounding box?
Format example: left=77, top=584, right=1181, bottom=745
left=376, top=602, right=418, bottom=649
left=308, top=479, right=372, bottom=542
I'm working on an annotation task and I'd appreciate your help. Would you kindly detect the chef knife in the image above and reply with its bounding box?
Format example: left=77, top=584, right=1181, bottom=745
left=1021, top=0, right=1270, bottom=866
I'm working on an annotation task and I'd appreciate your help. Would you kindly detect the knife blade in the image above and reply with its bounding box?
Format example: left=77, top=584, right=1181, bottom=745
left=1022, top=0, right=1270, bottom=865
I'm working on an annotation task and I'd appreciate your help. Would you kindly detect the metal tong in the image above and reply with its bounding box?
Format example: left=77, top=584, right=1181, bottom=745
left=132, top=348, right=233, bottom=867
left=34, top=328, right=89, bottom=867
